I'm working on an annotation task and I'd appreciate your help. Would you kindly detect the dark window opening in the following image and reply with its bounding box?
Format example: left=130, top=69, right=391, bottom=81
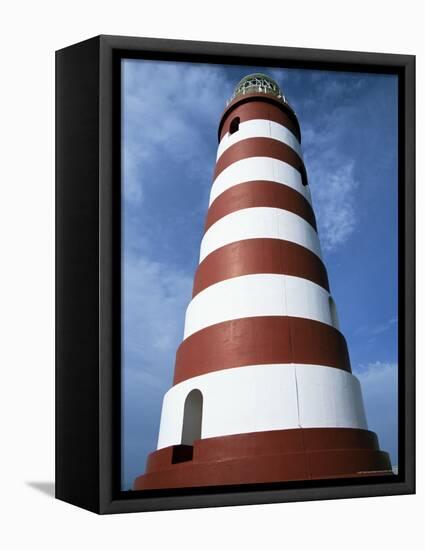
left=229, top=116, right=240, bottom=135
left=300, top=164, right=308, bottom=186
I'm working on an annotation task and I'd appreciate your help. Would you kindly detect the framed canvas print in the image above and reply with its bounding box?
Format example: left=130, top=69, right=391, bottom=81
left=56, top=35, right=415, bottom=514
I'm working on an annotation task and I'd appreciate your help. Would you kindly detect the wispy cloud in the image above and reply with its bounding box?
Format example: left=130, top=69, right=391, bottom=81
left=356, top=360, right=397, bottom=378
left=370, top=317, right=398, bottom=336
left=354, top=316, right=398, bottom=341
left=307, top=159, right=359, bottom=252
left=301, top=103, right=360, bottom=253
left=122, top=60, right=229, bottom=206
left=123, top=253, right=192, bottom=381
left=122, top=252, right=193, bottom=488
left=297, top=75, right=366, bottom=253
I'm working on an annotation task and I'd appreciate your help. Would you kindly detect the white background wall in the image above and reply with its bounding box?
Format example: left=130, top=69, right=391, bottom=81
left=0, top=1, right=422, bottom=548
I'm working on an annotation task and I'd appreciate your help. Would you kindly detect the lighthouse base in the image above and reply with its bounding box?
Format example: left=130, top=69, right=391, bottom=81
left=134, top=428, right=392, bottom=490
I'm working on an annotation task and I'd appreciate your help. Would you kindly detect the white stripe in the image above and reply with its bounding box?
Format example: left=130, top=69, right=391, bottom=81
left=157, top=364, right=367, bottom=449
left=216, top=119, right=302, bottom=160
left=183, top=274, right=334, bottom=339
left=200, top=207, right=322, bottom=263
left=210, top=157, right=312, bottom=206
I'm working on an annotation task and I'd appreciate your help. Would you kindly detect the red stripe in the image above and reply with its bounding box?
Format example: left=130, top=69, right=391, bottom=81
left=205, top=180, right=316, bottom=232
left=174, top=316, right=351, bottom=385
left=145, top=428, right=380, bottom=474
left=192, top=238, right=329, bottom=297
left=214, top=137, right=307, bottom=185
left=219, top=93, right=301, bottom=142
left=193, top=428, right=381, bottom=462
left=134, top=428, right=392, bottom=489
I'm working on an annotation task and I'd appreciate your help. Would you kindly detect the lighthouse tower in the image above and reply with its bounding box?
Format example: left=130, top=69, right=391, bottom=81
left=134, top=74, right=392, bottom=490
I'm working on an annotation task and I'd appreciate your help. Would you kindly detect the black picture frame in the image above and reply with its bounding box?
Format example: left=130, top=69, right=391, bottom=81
left=56, top=34, right=415, bottom=514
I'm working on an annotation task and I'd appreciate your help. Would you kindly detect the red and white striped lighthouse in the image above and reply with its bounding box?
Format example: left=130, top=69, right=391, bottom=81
left=134, top=73, right=392, bottom=490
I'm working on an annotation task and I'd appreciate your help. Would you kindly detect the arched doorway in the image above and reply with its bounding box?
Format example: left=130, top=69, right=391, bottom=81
left=181, top=389, right=203, bottom=445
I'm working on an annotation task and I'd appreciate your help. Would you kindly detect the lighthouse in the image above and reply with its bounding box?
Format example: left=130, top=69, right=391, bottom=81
left=134, top=73, right=392, bottom=490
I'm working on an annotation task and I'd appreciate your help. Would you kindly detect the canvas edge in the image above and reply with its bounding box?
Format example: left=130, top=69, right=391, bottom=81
left=55, top=34, right=415, bottom=515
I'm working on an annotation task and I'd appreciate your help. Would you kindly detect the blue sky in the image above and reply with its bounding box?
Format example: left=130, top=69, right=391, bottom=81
left=121, top=59, right=398, bottom=490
